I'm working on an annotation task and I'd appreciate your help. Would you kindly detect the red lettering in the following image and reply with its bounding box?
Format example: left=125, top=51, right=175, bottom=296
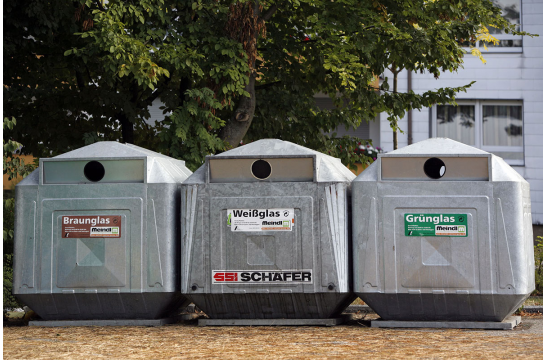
left=225, top=272, right=238, bottom=282
left=214, top=272, right=238, bottom=282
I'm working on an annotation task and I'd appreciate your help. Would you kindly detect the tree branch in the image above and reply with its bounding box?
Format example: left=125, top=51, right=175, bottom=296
left=75, top=69, right=85, bottom=90
left=178, top=77, right=191, bottom=107
left=141, top=76, right=172, bottom=105
left=261, top=4, right=278, bottom=21
left=255, top=80, right=281, bottom=90
left=95, top=0, right=105, bottom=11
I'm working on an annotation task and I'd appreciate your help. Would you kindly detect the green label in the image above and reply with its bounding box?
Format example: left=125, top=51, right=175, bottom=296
left=404, top=214, right=468, bottom=237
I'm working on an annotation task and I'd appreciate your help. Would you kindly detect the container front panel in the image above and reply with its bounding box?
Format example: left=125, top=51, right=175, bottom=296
left=181, top=181, right=354, bottom=319
left=40, top=197, right=144, bottom=293
left=381, top=195, right=490, bottom=294
left=209, top=196, right=314, bottom=293
left=55, top=212, right=130, bottom=288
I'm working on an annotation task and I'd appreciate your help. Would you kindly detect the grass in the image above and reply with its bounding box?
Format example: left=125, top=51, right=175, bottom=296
left=525, top=296, right=543, bottom=306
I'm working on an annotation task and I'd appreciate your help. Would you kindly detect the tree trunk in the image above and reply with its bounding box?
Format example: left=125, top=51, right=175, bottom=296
left=118, top=113, right=134, bottom=144
left=219, top=74, right=256, bottom=148
left=220, top=1, right=273, bottom=149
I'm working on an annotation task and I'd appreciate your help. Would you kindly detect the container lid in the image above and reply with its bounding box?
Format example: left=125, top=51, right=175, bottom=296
left=355, top=138, right=526, bottom=183
left=20, top=142, right=192, bottom=186
left=381, top=138, right=490, bottom=157
left=184, top=139, right=356, bottom=184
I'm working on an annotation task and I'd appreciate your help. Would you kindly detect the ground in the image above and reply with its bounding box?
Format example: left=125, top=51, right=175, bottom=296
left=3, top=313, right=542, bottom=359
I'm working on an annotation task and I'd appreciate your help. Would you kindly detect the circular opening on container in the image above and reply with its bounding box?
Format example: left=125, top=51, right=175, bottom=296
left=251, top=159, right=272, bottom=180
left=423, top=157, right=446, bottom=179
left=84, top=161, right=105, bottom=182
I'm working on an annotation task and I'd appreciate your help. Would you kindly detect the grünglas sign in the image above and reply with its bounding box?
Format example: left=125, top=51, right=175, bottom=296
left=404, top=213, right=468, bottom=237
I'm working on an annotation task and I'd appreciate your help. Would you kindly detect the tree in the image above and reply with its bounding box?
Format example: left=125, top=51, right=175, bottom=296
left=4, top=0, right=528, bottom=170
left=3, top=118, right=37, bottom=309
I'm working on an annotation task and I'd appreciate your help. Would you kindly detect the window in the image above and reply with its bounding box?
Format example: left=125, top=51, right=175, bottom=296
left=475, top=0, right=522, bottom=52
left=432, top=100, right=524, bottom=165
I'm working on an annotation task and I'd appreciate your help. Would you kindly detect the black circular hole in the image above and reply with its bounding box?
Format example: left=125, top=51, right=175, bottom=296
left=251, top=159, right=272, bottom=180
left=83, top=161, right=105, bottom=182
left=423, top=157, right=446, bottom=179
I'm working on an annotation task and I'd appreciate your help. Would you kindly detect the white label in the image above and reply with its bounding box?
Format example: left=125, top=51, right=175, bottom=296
left=212, top=270, right=312, bottom=284
left=227, top=209, right=294, bottom=232
left=435, top=225, right=467, bottom=236
left=90, top=226, right=120, bottom=237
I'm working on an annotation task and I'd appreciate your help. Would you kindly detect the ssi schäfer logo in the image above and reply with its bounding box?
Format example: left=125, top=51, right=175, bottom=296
left=213, top=272, right=238, bottom=282
left=212, top=270, right=313, bottom=284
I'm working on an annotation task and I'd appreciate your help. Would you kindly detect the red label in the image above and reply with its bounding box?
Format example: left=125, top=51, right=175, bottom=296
left=213, top=272, right=238, bottom=282
left=61, top=215, right=121, bottom=238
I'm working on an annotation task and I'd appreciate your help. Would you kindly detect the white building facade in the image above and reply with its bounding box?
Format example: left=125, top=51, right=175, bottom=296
left=367, top=0, right=543, bottom=224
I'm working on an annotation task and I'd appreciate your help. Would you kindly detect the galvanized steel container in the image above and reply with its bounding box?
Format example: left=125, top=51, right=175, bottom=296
left=13, top=142, right=193, bottom=320
left=181, top=139, right=356, bottom=319
left=353, top=138, right=534, bottom=321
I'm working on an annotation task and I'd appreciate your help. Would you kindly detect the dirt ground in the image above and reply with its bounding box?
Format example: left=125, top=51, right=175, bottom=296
left=3, top=314, right=543, bottom=359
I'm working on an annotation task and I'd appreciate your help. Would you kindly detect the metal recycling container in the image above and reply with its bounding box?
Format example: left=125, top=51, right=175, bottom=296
left=13, top=142, right=193, bottom=320
left=352, top=138, right=534, bottom=321
left=181, top=139, right=356, bottom=319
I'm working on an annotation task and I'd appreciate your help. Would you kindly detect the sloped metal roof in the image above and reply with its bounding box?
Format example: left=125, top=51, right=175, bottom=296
left=54, top=141, right=178, bottom=161
left=185, top=139, right=356, bottom=183
left=382, top=138, right=490, bottom=157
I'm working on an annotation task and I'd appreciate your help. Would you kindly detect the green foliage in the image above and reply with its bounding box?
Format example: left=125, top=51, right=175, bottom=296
left=3, top=192, right=22, bottom=309
left=3, top=117, right=38, bottom=309
left=534, top=236, right=543, bottom=296
left=4, top=250, right=20, bottom=309
left=3, top=118, right=37, bottom=181
left=4, top=0, right=532, bottom=170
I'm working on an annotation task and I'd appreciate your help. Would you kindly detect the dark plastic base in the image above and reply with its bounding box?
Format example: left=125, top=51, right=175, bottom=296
left=16, top=292, right=190, bottom=320
left=199, top=314, right=352, bottom=327
left=189, top=293, right=356, bottom=319
left=370, top=316, right=521, bottom=330
left=358, top=292, right=530, bottom=322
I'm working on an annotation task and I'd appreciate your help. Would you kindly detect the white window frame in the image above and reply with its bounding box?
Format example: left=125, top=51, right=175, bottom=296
left=431, top=100, right=524, bottom=166
left=462, top=0, right=523, bottom=53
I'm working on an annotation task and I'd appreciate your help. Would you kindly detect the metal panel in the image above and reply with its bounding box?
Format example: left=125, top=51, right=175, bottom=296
left=381, top=156, right=490, bottom=181
left=209, top=157, right=314, bottom=183
left=210, top=195, right=312, bottom=291
left=42, top=159, right=145, bottom=184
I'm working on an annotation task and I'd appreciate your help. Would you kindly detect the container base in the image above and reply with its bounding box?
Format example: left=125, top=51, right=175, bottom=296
left=16, top=292, right=189, bottom=320
left=370, top=315, right=521, bottom=330
left=358, top=292, right=530, bottom=321
left=189, top=293, right=356, bottom=319
left=29, top=314, right=199, bottom=327
left=198, top=314, right=352, bottom=327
